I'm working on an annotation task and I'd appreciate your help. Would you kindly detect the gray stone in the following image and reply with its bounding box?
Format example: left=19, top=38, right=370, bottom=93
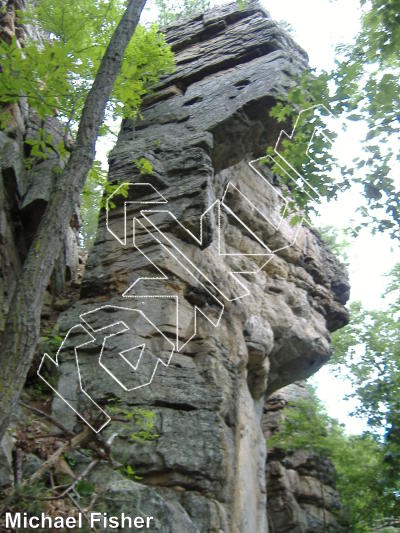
left=21, top=452, right=42, bottom=479
left=50, top=3, right=349, bottom=532
left=264, top=383, right=347, bottom=532
left=0, top=432, right=14, bottom=487
left=89, top=465, right=198, bottom=532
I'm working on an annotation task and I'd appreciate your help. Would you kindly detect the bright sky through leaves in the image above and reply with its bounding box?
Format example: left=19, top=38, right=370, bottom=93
left=262, top=0, right=400, bottom=434
left=127, top=0, right=400, bottom=433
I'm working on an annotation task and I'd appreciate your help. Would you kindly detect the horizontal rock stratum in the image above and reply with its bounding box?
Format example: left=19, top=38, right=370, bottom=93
left=50, top=2, right=350, bottom=531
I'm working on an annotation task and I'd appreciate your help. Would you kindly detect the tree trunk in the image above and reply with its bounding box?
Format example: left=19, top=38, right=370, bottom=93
left=0, top=0, right=147, bottom=439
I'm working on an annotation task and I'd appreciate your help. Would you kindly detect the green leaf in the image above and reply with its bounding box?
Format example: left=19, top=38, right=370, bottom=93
left=76, top=480, right=94, bottom=497
left=135, top=157, right=153, bottom=175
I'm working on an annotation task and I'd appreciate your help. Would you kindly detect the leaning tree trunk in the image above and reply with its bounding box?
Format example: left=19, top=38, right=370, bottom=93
left=0, top=0, right=147, bottom=440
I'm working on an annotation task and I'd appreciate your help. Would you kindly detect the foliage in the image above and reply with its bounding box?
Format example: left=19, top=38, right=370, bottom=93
left=134, top=156, right=153, bottom=175
left=119, top=464, right=143, bottom=480
left=126, top=407, right=159, bottom=443
left=79, top=161, right=108, bottom=249
left=0, top=0, right=174, bottom=129
left=2, top=481, right=50, bottom=515
left=79, top=161, right=130, bottom=250
left=79, top=156, right=153, bottom=250
left=268, top=394, right=343, bottom=457
left=76, top=479, right=95, bottom=498
left=318, top=225, right=350, bottom=265
left=325, top=263, right=400, bottom=526
left=330, top=264, right=400, bottom=498
left=107, top=403, right=160, bottom=443
left=155, top=0, right=210, bottom=26
left=106, top=403, right=159, bottom=482
left=25, top=379, right=50, bottom=400
left=330, top=267, right=400, bottom=437
left=329, top=0, right=400, bottom=240
left=267, top=0, right=400, bottom=240
left=268, top=389, right=396, bottom=531
left=0, top=0, right=174, bottom=249
left=39, top=326, right=64, bottom=354
left=333, top=435, right=391, bottom=532
left=263, top=71, right=348, bottom=222
left=25, top=327, right=62, bottom=398
left=23, top=127, right=67, bottom=170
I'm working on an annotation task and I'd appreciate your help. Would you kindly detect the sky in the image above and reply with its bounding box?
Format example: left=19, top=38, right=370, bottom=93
left=262, top=0, right=361, bottom=70
left=98, top=0, right=399, bottom=434
left=262, top=0, right=399, bottom=433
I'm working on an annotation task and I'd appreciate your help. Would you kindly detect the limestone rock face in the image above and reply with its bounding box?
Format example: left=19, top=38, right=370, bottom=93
left=0, top=0, right=80, bottom=332
left=50, top=3, right=349, bottom=532
left=263, top=383, right=346, bottom=532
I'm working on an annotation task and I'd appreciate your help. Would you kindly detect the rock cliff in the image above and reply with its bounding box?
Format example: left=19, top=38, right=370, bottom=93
left=2, top=2, right=350, bottom=532
left=263, top=383, right=346, bottom=532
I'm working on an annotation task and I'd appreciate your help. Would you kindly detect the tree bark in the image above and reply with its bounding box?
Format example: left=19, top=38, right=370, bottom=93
left=0, top=0, right=147, bottom=439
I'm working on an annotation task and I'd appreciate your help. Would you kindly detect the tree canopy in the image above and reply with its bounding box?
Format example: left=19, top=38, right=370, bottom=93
left=273, top=262, right=400, bottom=530
left=0, top=0, right=173, bottom=129
left=269, top=387, right=400, bottom=531
left=329, top=263, right=400, bottom=508
left=0, top=0, right=173, bottom=251
left=155, top=0, right=210, bottom=26
left=265, top=0, right=400, bottom=239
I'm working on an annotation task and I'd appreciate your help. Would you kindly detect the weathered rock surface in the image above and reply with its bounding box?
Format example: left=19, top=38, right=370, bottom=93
left=0, top=0, right=80, bottom=333
left=0, top=433, right=14, bottom=488
left=263, top=382, right=346, bottom=532
left=48, top=2, right=349, bottom=532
